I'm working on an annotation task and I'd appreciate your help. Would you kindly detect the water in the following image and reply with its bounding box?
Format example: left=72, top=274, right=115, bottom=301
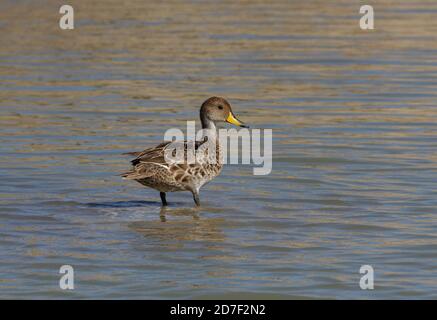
left=1, top=0, right=436, bottom=299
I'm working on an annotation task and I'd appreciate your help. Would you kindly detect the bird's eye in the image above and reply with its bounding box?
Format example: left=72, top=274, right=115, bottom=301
left=218, top=105, right=223, bottom=110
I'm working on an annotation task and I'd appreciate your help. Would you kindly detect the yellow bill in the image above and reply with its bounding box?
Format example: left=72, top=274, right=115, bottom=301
left=226, top=112, right=249, bottom=128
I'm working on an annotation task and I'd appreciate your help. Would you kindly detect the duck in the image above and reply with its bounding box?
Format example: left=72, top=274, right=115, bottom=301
left=121, top=96, right=248, bottom=207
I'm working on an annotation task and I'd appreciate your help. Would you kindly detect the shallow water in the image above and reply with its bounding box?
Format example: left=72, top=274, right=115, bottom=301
left=0, top=0, right=436, bottom=299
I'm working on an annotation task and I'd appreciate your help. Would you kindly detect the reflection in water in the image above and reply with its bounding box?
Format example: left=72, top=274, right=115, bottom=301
left=129, top=206, right=225, bottom=243
left=158, top=206, right=200, bottom=223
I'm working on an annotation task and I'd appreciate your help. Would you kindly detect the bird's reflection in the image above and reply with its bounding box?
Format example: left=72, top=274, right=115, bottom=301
left=158, top=206, right=200, bottom=222
left=128, top=205, right=226, bottom=243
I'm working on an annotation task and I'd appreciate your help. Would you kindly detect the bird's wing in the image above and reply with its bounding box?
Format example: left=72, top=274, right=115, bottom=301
left=127, top=141, right=171, bottom=166
left=121, top=139, right=207, bottom=179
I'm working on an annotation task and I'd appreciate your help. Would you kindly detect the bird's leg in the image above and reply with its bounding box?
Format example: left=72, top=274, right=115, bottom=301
left=192, top=190, right=200, bottom=207
left=160, top=192, right=168, bottom=206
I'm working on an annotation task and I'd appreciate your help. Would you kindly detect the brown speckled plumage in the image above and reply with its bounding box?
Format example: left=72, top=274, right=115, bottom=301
left=122, top=97, right=247, bottom=206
